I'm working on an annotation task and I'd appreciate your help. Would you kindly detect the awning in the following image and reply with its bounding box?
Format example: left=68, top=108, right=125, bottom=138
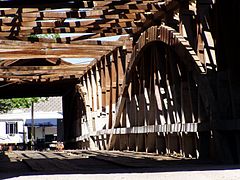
left=25, top=119, right=57, bottom=127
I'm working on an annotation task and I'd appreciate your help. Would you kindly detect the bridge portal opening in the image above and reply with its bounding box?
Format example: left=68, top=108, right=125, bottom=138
left=0, top=76, right=84, bottom=150
left=0, top=96, right=65, bottom=150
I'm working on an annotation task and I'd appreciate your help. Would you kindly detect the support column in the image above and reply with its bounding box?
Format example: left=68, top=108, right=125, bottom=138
left=63, top=85, right=83, bottom=149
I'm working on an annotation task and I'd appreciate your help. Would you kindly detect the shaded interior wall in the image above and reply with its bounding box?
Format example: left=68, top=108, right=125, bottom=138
left=214, top=0, right=240, bottom=163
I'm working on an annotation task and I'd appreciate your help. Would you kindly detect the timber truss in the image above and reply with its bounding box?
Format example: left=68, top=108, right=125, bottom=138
left=0, top=0, right=221, bottom=160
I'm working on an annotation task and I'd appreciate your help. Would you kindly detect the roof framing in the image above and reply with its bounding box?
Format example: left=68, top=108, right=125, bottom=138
left=0, top=0, right=179, bottom=82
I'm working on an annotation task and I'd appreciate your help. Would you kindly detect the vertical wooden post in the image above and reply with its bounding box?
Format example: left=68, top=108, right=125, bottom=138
left=118, top=48, right=128, bottom=150
left=105, top=54, right=112, bottom=129
left=105, top=54, right=112, bottom=147
left=101, top=57, right=107, bottom=121
left=111, top=50, right=119, bottom=149
left=96, top=62, right=104, bottom=148
left=91, top=67, right=97, bottom=132
left=86, top=72, right=93, bottom=132
left=62, top=86, right=82, bottom=149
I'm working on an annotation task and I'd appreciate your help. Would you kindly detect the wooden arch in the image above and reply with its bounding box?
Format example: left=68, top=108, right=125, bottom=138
left=76, top=25, right=216, bottom=157
left=111, top=25, right=215, bottom=131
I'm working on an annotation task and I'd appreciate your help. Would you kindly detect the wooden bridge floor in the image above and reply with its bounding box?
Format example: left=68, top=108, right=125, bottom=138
left=0, top=150, right=217, bottom=174
left=1, top=150, right=240, bottom=180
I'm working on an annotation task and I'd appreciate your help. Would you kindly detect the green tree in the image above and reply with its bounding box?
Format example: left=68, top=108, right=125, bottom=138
left=0, top=97, right=48, bottom=113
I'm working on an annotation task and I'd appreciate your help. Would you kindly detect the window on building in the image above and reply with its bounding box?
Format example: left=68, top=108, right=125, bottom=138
left=6, top=122, right=18, bottom=135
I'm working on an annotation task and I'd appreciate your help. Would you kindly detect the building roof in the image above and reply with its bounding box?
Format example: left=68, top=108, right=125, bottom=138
left=23, top=96, right=62, bottom=112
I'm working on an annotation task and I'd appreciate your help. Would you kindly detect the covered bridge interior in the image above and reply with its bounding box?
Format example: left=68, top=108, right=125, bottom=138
left=0, top=0, right=240, bottom=164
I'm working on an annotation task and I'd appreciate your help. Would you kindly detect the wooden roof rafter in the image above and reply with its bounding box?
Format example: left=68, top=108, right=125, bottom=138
left=0, top=0, right=174, bottom=39
left=0, top=0, right=180, bottom=82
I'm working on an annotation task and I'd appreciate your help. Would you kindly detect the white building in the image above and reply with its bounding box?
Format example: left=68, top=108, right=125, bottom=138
left=0, top=117, right=26, bottom=145
left=0, top=96, right=63, bottom=147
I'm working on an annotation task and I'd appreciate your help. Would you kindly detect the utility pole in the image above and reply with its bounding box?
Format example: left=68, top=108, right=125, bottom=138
left=31, top=101, right=34, bottom=150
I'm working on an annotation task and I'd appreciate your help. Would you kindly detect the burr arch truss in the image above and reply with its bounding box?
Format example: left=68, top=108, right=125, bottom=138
left=0, top=0, right=218, bottom=158
left=78, top=25, right=215, bottom=158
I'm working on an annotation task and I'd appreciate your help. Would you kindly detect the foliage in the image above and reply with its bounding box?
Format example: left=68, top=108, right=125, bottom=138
left=29, top=33, right=61, bottom=40
left=0, top=97, right=48, bottom=114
